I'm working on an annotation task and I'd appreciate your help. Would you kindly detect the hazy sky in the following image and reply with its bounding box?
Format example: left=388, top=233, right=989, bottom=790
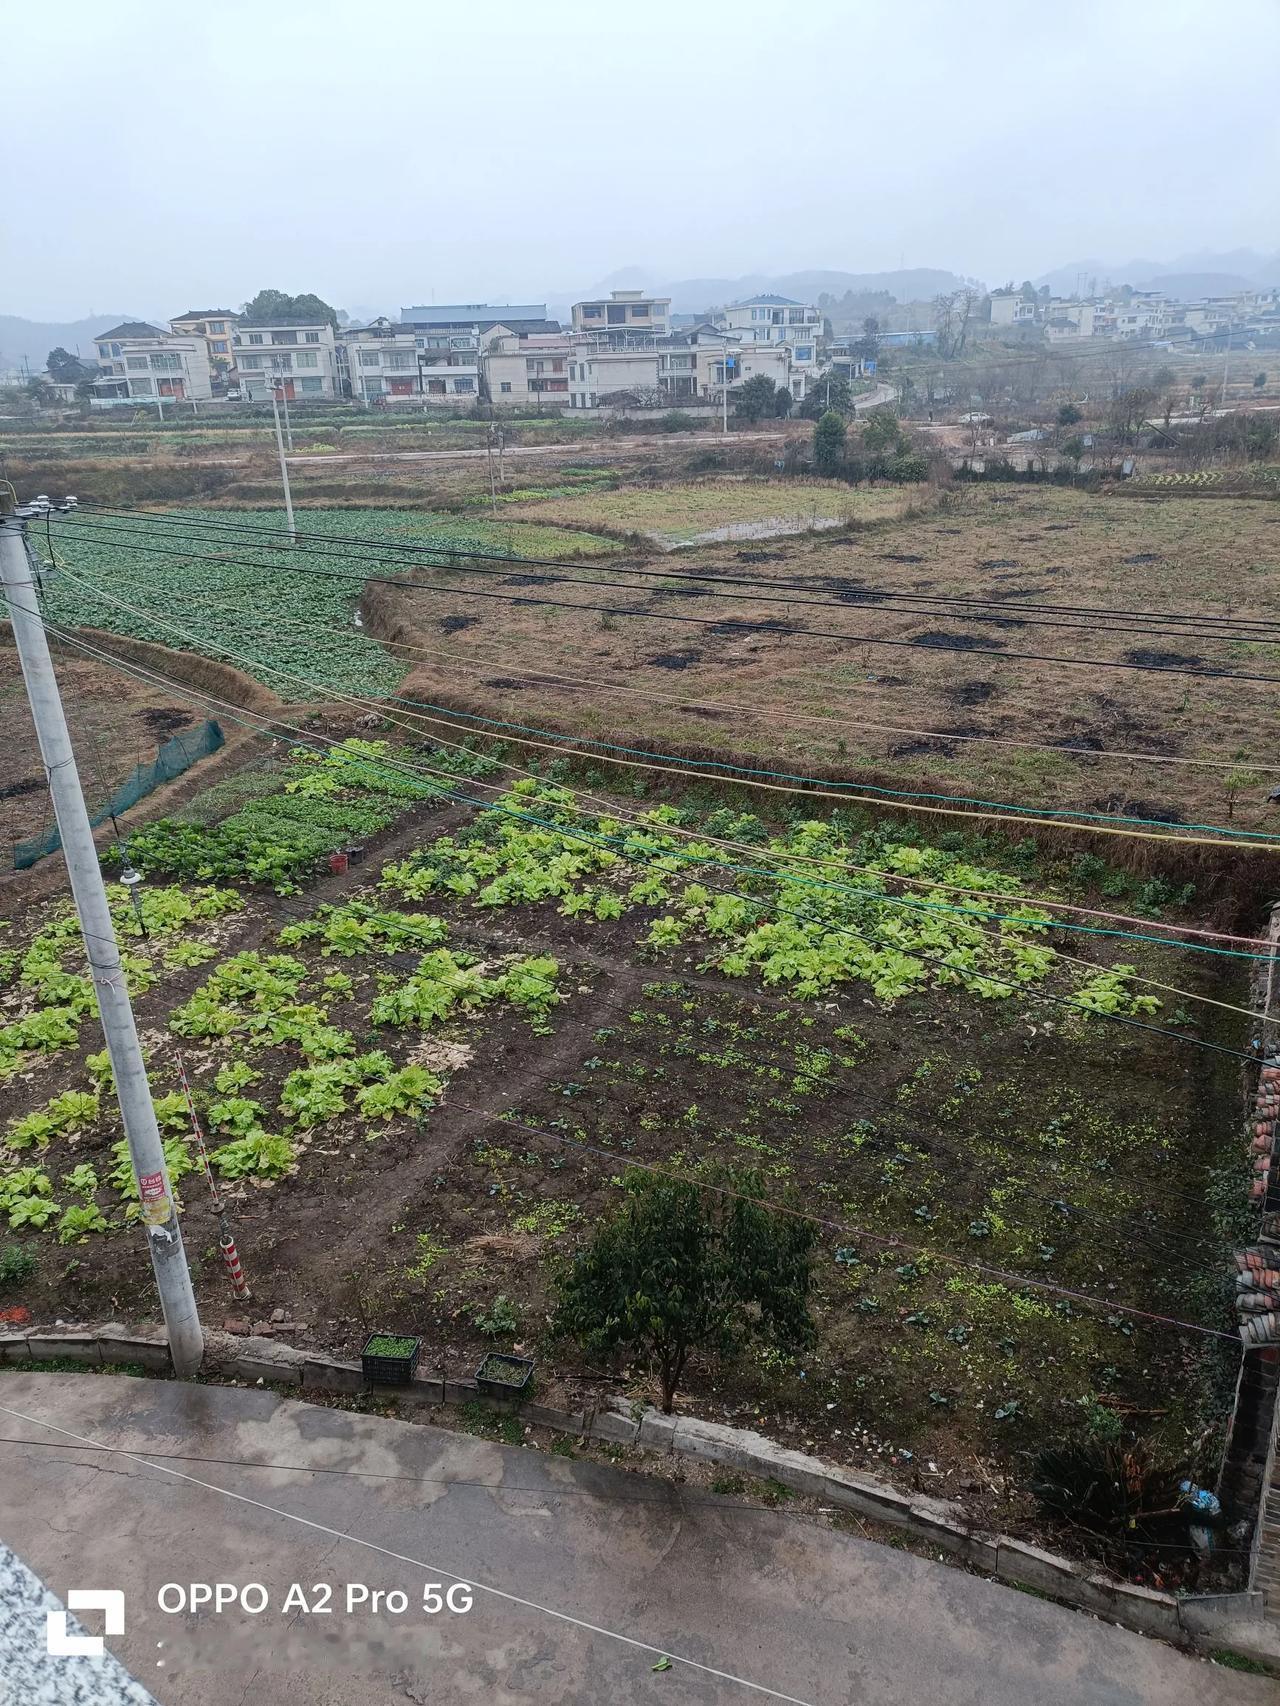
left=6, top=0, right=1278, bottom=320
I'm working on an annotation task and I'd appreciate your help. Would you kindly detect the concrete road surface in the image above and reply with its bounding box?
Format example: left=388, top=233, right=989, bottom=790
left=0, top=1373, right=1272, bottom=1706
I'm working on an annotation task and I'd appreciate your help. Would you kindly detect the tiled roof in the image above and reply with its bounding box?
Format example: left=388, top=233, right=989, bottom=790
left=94, top=321, right=166, bottom=340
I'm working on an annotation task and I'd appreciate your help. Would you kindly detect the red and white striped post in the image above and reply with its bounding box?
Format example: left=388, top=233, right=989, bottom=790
left=220, top=1232, right=251, bottom=1302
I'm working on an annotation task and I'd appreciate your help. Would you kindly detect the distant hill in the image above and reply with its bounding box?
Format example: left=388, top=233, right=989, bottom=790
left=1034, top=250, right=1280, bottom=297
left=0, top=312, right=149, bottom=373
left=554, top=267, right=975, bottom=318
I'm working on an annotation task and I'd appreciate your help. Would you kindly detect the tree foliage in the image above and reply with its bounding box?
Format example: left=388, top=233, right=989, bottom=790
left=734, top=374, right=779, bottom=423
left=798, top=373, right=851, bottom=419
left=240, top=289, right=340, bottom=329
left=554, top=1167, right=815, bottom=1412
left=813, top=409, right=847, bottom=476
left=861, top=407, right=904, bottom=455
left=46, top=347, right=96, bottom=384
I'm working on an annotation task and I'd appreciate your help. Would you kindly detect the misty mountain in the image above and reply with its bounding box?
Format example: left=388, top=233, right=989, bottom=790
left=1034, top=250, right=1280, bottom=297
left=0, top=312, right=158, bottom=373
left=555, top=267, right=974, bottom=318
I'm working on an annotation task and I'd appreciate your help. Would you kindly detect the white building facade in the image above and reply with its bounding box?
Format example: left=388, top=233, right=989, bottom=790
left=92, top=322, right=213, bottom=403
left=717, top=295, right=821, bottom=397
left=230, top=322, right=338, bottom=399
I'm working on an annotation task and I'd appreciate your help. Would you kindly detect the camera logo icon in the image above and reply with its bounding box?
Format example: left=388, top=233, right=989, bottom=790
left=46, top=1589, right=125, bottom=1656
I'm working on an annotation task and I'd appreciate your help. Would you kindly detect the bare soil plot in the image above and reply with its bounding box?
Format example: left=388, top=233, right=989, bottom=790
left=379, top=484, right=1280, bottom=832
left=0, top=641, right=204, bottom=855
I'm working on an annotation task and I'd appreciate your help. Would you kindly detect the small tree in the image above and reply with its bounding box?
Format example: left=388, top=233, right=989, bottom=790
left=798, top=373, right=850, bottom=420
left=735, top=374, right=778, bottom=423
left=813, top=409, right=847, bottom=475
left=1224, top=767, right=1263, bottom=820
left=1056, top=402, right=1082, bottom=427
left=862, top=407, right=903, bottom=455
left=554, top=1168, right=815, bottom=1413
left=1255, top=372, right=1268, bottom=390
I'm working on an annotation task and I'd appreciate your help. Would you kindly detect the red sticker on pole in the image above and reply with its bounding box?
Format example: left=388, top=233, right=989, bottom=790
left=138, top=1171, right=166, bottom=1200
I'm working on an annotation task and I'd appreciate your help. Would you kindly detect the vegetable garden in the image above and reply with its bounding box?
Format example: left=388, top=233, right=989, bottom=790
left=0, top=734, right=1248, bottom=1571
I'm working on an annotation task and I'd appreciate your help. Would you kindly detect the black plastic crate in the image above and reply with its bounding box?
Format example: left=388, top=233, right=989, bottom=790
left=361, top=1332, right=421, bottom=1386
left=475, top=1352, right=534, bottom=1398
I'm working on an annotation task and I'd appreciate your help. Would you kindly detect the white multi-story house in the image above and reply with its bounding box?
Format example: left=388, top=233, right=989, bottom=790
left=485, top=332, right=572, bottom=407
left=92, top=322, right=213, bottom=403
left=567, top=343, right=661, bottom=408
left=339, top=317, right=481, bottom=404
left=571, top=289, right=670, bottom=343
left=716, top=295, right=821, bottom=396
left=989, top=291, right=1038, bottom=328
left=230, top=321, right=338, bottom=399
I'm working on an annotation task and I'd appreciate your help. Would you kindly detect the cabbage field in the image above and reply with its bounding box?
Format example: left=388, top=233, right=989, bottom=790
left=38, top=506, right=620, bottom=699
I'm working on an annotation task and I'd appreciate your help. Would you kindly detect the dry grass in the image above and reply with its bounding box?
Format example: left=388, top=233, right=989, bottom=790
left=379, top=483, right=1280, bottom=834
left=505, top=476, right=904, bottom=543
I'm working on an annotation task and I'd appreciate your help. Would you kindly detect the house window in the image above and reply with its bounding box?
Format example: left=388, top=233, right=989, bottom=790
left=427, top=379, right=446, bottom=394
left=209, top=321, right=225, bottom=334
left=211, top=340, right=228, bottom=354
left=270, top=354, right=293, bottom=372
left=300, top=376, right=323, bottom=394
left=582, top=305, right=602, bottom=319
left=150, top=353, right=182, bottom=371
left=295, top=351, right=319, bottom=368
left=794, top=346, right=813, bottom=362
left=359, top=350, right=381, bottom=366
left=453, top=377, right=475, bottom=392
left=127, top=356, right=149, bottom=371
left=271, top=331, right=299, bottom=344
left=607, top=305, right=626, bottom=324
left=130, top=378, right=153, bottom=394
left=631, top=304, right=649, bottom=317
left=384, top=352, right=415, bottom=370
left=500, top=381, right=512, bottom=393
left=248, top=333, right=264, bottom=345
left=304, top=331, right=320, bottom=343
left=240, top=355, right=263, bottom=370
left=551, top=359, right=564, bottom=373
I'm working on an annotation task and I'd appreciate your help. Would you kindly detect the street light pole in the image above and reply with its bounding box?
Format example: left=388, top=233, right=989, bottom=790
left=271, top=384, right=297, bottom=545
left=0, top=510, right=203, bottom=1377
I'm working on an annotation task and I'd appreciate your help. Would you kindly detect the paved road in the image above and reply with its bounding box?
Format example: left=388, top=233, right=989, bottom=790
left=0, top=1374, right=1272, bottom=1706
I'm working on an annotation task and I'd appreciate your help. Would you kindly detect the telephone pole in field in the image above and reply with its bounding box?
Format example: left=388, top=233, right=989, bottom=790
left=0, top=506, right=204, bottom=1376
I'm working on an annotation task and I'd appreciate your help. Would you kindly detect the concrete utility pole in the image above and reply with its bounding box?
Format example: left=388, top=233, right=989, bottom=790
left=0, top=510, right=203, bottom=1376
left=271, top=384, right=297, bottom=544
left=281, top=386, right=294, bottom=451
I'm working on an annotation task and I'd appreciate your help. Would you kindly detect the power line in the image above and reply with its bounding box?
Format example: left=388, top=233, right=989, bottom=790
left=50, top=511, right=1280, bottom=687
left=39, top=572, right=1280, bottom=964
left=454, top=1105, right=1239, bottom=1342
left=42, top=556, right=1280, bottom=856
left=42, top=622, right=1269, bottom=1062
left=0, top=1401, right=818, bottom=1706
left=63, top=505, right=1280, bottom=646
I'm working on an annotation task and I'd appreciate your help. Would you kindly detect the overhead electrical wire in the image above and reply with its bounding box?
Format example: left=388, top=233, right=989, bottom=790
left=38, top=620, right=1271, bottom=1062
left=39, top=549, right=1280, bottom=854
left=38, top=569, right=1280, bottom=979
left=50, top=510, right=1280, bottom=687
left=62, top=504, right=1280, bottom=647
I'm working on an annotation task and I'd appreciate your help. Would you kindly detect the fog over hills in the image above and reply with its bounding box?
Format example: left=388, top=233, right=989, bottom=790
left=4, top=247, right=1276, bottom=372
